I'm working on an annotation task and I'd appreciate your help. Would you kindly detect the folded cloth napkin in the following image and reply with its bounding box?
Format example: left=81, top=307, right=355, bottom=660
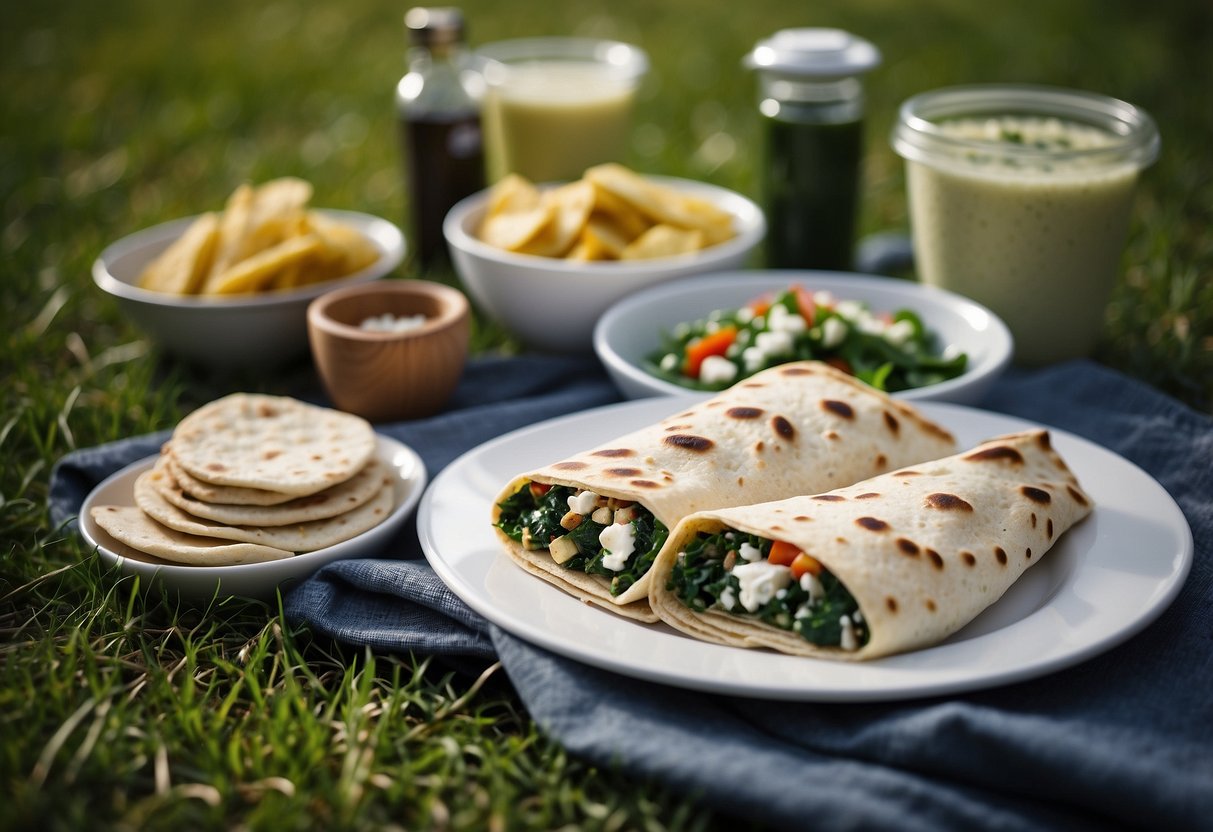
left=50, top=356, right=1213, bottom=831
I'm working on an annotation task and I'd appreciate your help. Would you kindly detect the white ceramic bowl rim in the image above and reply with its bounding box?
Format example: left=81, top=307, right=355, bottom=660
left=93, top=208, right=405, bottom=309
left=442, top=175, right=766, bottom=276
left=593, top=270, right=1014, bottom=402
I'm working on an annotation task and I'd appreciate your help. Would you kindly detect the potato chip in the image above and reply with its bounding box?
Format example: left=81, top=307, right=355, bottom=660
left=205, top=234, right=324, bottom=295
left=474, top=164, right=735, bottom=262
left=137, top=178, right=380, bottom=297
left=486, top=173, right=542, bottom=215
left=515, top=181, right=595, bottom=258
left=620, top=224, right=704, bottom=260
left=138, top=212, right=220, bottom=294
left=480, top=203, right=555, bottom=251
left=589, top=183, right=652, bottom=240
left=586, top=163, right=735, bottom=243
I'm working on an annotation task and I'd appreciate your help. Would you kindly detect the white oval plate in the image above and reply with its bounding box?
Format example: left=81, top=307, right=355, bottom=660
left=80, top=434, right=427, bottom=601
left=593, top=271, right=1014, bottom=405
left=418, top=398, right=1192, bottom=702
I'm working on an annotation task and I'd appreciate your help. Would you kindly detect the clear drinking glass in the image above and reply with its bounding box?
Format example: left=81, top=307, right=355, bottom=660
left=476, top=37, right=649, bottom=183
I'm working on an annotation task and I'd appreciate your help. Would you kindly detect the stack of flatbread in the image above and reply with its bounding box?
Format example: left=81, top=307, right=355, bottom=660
left=90, top=394, right=395, bottom=566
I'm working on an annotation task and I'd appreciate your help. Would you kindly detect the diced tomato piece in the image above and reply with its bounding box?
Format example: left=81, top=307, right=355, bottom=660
left=745, top=291, right=775, bottom=317
left=767, top=539, right=802, bottom=567
left=790, top=551, right=823, bottom=579
left=529, top=482, right=552, bottom=498
left=793, top=286, right=817, bottom=327
left=824, top=356, right=854, bottom=376
left=683, top=326, right=738, bottom=378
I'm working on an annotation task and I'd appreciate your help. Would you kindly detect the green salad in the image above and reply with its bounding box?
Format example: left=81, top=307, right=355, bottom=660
left=645, top=286, right=967, bottom=393
left=496, top=482, right=669, bottom=598
left=668, top=528, right=869, bottom=650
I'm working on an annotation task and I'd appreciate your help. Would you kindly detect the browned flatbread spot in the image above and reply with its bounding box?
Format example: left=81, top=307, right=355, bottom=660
left=727, top=407, right=764, bottom=419
left=606, top=467, right=643, bottom=477
left=631, top=479, right=661, bottom=489
left=886, top=597, right=899, bottom=612
left=1067, top=485, right=1090, bottom=506
left=1021, top=486, right=1052, bottom=504
left=884, top=411, right=900, bottom=434
left=965, top=445, right=1025, bottom=464
left=856, top=492, right=881, bottom=500
left=926, top=549, right=944, bottom=570
left=821, top=399, right=855, bottom=419
left=925, top=599, right=937, bottom=612
left=813, top=494, right=846, bottom=502
left=664, top=434, right=714, bottom=452
left=856, top=517, right=889, bottom=532
left=961, top=551, right=976, bottom=566
left=926, top=492, right=974, bottom=512
left=592, top=448, right=634, bottom=458
left=896, top=538, right=920, bottom=556
left=994, top=546, right=1008, bottom=564
left=553, top=461, right=588, bottom=470
left=772, top=415, right=795, bottom=440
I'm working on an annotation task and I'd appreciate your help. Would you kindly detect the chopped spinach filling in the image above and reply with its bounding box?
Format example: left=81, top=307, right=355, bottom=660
left=668, top=529, right=869, bottom=649
left=496, top=483, right=669, bottom=598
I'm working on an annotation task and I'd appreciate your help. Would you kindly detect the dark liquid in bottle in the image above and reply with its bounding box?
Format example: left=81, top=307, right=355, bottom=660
left=400, top=110, right=485, bottom=268
left=763, top=115, right=863, bottom=271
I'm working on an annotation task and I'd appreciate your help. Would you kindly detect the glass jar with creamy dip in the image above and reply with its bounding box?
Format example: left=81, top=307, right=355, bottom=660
left=892, top=85, right=1159, bottom=365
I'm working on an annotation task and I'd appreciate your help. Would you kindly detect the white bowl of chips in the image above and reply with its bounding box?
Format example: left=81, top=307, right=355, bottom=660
left=443, top=165, right=765, bottom=352
left=93, top=180, right=405, bottom=370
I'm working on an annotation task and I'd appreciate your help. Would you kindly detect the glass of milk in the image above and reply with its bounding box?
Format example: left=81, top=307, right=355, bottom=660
left=476, top=37, right=649, bottom=184
left=892, top=85, right=1159, bottom=365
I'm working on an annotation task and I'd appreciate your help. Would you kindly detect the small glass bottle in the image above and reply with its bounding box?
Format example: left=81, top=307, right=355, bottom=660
left=745, top=29, right=881, bottom=271
left=397, top=7, right=485, bottom=268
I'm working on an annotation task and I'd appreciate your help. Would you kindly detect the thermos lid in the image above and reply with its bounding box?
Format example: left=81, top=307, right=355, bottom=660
left=405, top=7, right=466, bottom=47
left=745, top=28, right=881, bottom=78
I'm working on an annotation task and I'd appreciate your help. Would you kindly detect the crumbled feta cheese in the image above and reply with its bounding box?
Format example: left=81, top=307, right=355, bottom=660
left=660, top=353, right=679, bottom=372
left=884, top=319, right=916, bottom=346
left=567, top=490, right=599, bottom=515
left=742, top=345, right=767, bottom=373
left=699, top=355, right=738, bottom=385
left=719, top=586, right=737, bottom=611
left=813, top=290, right=836, bottom=308
left=775, top=588, right=788, bottom=600
left=706, top=320, right=720, bottom=334
left=738, top=541, right=763, bottom=562
left=834, top=300, right=866, bottom=322
left=736, top=307, right=755, bottom=324
left=799, top=571, right=824, bottom=602
left=858, top=313, right=886, bottom=336
left=360, top=313, right=428, bottom=333
left=839, top=615, right=858, bottom=651
left=820, top=317, right=848, bottom=349
left=852, top=609, right=864, bottom=624
left=732, top=562, right=794, bottom=612
left=598, top=522, right=636, bottom=571
left=766, top=303, right=807, bottom=333
left=754, top=330, right=794, bottom=356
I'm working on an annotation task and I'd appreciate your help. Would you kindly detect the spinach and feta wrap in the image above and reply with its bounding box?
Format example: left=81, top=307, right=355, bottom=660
left=492, top=361, right=958, bottom=622
left=649, top=430, right=1093, bottom=659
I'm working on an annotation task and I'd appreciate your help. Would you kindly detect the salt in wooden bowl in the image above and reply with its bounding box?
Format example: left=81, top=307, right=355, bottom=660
left=307, top=280, right=470, bottom=421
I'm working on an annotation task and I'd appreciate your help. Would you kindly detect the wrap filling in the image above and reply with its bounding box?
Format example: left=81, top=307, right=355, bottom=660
left=668, top=528, right=869, bottom=651
left=496, top=482, right=670, bottom=598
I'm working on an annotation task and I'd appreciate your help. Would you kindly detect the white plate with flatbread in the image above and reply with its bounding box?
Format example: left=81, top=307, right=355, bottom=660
left=80, top=434, right=426, bottom=601
left=418, top=397, right=1193, bottom=702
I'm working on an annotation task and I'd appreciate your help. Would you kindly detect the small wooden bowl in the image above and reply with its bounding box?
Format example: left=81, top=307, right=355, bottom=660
left=307, top=280, right=470, bottom=422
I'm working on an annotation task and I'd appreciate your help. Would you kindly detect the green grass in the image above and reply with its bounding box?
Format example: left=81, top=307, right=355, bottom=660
left=2, top=0, right=1210, bottom=829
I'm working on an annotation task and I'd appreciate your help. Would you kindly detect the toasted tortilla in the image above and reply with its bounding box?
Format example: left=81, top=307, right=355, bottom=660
left=648, top=430, right=1094, bottom=660
left=492, top=361, right=958, bottom=620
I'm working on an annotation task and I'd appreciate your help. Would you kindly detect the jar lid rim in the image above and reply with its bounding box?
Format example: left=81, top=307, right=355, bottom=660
left=745, top=28, right=881, bottom=77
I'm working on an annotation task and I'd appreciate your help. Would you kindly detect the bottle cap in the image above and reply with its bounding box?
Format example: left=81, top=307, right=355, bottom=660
left=744, top=28, right=881, bottom=78
left=405, top=7, right=465, bottom=47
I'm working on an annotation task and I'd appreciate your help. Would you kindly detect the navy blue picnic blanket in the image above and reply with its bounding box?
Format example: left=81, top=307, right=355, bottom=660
left=49, top=354, right=1213, bottom=831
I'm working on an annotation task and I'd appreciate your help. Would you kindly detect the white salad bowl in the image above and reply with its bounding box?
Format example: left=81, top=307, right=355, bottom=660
left=443, top=176, right=765, bottom=353
left=93, top=209, right=405, bottom=370
left=593, top=270, right=1014, bottom=405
